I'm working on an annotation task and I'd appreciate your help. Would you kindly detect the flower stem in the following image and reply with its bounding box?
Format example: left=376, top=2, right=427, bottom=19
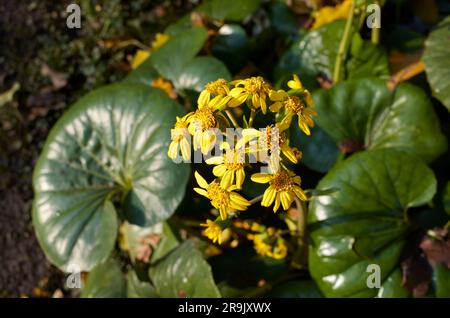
left=371, top=1, right=380, bottom=44
left=333, top=0, right=356, bottom=83
left=248, top=109, right=256, bottom=127
left=249, top=194, right=264, bottom=205
left=225, top=109, right=239, bottom=128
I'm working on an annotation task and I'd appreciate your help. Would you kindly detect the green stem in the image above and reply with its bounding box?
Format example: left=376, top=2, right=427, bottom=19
left=333, top=0, right=356, bottom=83
left=248, top=109, right=256, bottom=127
left=225, top=109, right=239, bottom=129
left=249, top=194, right=264, bottom=205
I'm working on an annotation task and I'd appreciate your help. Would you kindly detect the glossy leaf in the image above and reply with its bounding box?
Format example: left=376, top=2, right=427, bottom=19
left=433, top=264, right=450, bottom=298
left=423, top=16, right=450, bottom=111
left=174, top=56, right=231, bottom=92
left=32, top=83, right=189, bottom=271
left=274, top=21, right=389, bottom=88
left=123, top=58, right=159, bottom=86
left=127, top=271, right=158, bottom=298
left=290, top=125, right=340, bottom=173
left=81, top=259, right=126, bottom=298
left=212, top=24, right=250, bottom=73
left=313, top=78, right=447, bottom=163
left=308, top=149, right=437, bottom=297
left=150, top=27, right=208, bottom=83
left=149, top=240, right=221, bottom=297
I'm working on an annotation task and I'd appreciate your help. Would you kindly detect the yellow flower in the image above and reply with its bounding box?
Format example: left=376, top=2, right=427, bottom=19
left=205, top=146, right=246, bottom=189
left=151, top=33, right=170, bottom=50
left=237, top=123, right=302, bottom=164
left=251, top=168, right=307, bottom=212
left=269, top=85, right=316, bottom=136
left=201, top=219, right=225, bottom=244
left=152, top=77, right=177, bottom=99
left=194, top=171, right=251, bottom=220
left=250, top=232, right=288, bottom=260
left=186, top=97, right=228, bottom=154
left=168, top=113, right=192, bottom=161
left=228, top=76, right=272, bottom=113
left=312, top=0, right=353, bottom=30
left=131, top=50, right=150, bottom=69
left=198, top=78, right=231, bottom=109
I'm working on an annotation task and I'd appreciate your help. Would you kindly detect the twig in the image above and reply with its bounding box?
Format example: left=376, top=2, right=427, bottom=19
left=225, top=109, right=239, bottom=128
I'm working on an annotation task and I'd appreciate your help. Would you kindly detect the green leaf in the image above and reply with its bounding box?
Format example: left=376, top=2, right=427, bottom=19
left=313, top=78, right=447, bottom=163
left=267, top=280, right=323, bottom=298
left=376, top=269, right=410, bottom=298
left=212, top=24, right=250, bottom=73
left=423, top=16, right=450, bottom=111
left=123, top=58, right=159, bottom=86
left=433, top=264, right=450, bottom=298
left=174, top=56, right=231, bottom=92
left=81, top=258, right=126, bottom=298
left=308, top=149, right=437, bottom=297
left=149, top=240, right=221, bottom=297
left=197, top=0, right=261, bottom=22
left=32, top=83, right=189, bottom=271
left=443, top=182, right=450, bottom=216
left=274, top=21, right=389, bottom=88
left=290, top=125, right=340, bottom=173
left=150, top=27, right=208, bottom=83
left=127, top=271, right=158, bottom=298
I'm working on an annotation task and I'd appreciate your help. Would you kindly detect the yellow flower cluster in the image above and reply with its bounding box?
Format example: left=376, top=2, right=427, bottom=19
left=167, top=75, right=316, bottom=253
left=235, top=221, right=287, bottom=260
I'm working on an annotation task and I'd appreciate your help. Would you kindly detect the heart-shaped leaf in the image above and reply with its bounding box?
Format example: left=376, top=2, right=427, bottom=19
left=150, top=27, right=208, bottom=83
left=149, top=240, right=221, bottom=297
left=308, top=149, right=437, bottom=297
left=148, top=27, right=231, bottom=93
left=423, top=16, right=450, bottom=112
left=33, top=83, right=189, bottom=271
left=313, top=78, right=447, bottom=163
left=212, top=24, right=250, bottom=73
left=81, top=258, right=126, bottom=298
left=123, top=58, right=159, bottom=86
left=274, top=21, right=389, bottom=88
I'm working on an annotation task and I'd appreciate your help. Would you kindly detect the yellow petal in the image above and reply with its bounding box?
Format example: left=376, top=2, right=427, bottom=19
left=167, top=141, right=178, bottom=160
left=293, top=186, right=308, bottom=201
left=273, top=194, right=281, bottom=212
left=220, top=171, right=234, bottom=189
left=228, top=93, right=247, bottom=107
left=198, top=90, right=210, bottom=107
left=193, top=187, right=208, bottom=197
left=206, top=156, right=224, bottom=165
left=194, top=171, right=209, bottom=189
left=260, top=95, right=267, bottom=114
left=269, top=101, right=283, bottom=112
left=236, top=168, right=245, bottom=188
left=131, top=50, right=150, bottom=69
left=251, top=173, right=271, bottom=184
left=230, top=193, right=251, bottom=207
left=269, top=89, right=287, bottom=101
left=287, top=74, right=303, bottom=90
left=213, top=164, right=227, bottom=177
left=262, top=187, right=276, bottom=207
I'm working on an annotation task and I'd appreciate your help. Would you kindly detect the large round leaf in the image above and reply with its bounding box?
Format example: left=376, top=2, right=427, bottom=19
left=308, top=149, right=437, bottom=297
left=313, top=78, right=447, bottom=163
left=127, top=271, right=158, bottom=298
left=267, top=280, right=323, bottom=298
left=32, top=83, right=189, bottom=271
left=149, top=240, right=221, bottom=297
left=81, top=258, right=126, bottom=298
left=423, top=16, right=450, bottom=112
left=274, top=21, right=389, bottom=88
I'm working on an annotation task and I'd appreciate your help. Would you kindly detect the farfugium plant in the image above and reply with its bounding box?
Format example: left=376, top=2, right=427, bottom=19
left=168, top=75, right=316, bottom=259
